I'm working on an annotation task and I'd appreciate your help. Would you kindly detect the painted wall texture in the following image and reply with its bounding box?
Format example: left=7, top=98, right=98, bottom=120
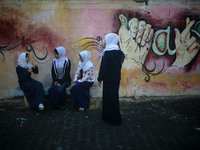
left=0, top=0, right=200, bottom=99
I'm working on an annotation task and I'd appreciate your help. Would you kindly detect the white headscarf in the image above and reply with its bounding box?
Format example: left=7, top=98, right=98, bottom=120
left=53, top=46, right=69, bottom=69
left=102, top=33, right=120, bottom=56
left=79, top=51, right=93, bottom=71
left=17, top=52, right=33, bottom=69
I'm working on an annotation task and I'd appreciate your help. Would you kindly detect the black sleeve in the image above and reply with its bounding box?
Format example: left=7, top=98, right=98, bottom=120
left=32, top=66, right=38, bottom=74
left=16, top=66, right=31, bottom=82
left=59, top=59, right=71, bottom=86
left=51, top=62, right=57, bottom=83
left=67, top=59, right=72, bottom=84
left=97, top=53, right=108, bottom=82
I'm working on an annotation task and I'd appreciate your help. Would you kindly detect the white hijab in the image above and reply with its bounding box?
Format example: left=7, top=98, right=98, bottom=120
left=79, top=51, right=93, bottom=71
left=53, top=46, right=69, bottom=69
left=102, top=33, right=120, bottom=56
left=17, top=52, right=33, bottom=69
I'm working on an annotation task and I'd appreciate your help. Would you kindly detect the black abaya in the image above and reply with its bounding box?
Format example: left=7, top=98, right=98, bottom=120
left=102, top=81, right=122, bottom=125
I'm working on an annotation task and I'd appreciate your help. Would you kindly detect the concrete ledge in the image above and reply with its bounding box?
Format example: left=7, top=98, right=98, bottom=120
left=13, top=82, right=99, bottom=108
left=13, top=82, right=99, bottom=97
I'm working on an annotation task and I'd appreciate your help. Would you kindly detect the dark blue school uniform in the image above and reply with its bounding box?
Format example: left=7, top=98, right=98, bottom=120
left=70, top=81, right=94, bottom=109
left=16, top=66, right=46, bottom=109
left=48, top=59, right=71, bottom=109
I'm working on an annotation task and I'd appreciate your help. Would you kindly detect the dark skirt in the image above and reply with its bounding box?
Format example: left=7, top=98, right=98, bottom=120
left=70, top=81, right=94, bottom=109
left=48, top=82, right=69, bottom=109
left=20, top=79, right=46, bottom=109
left=102, top=81, right=122, bottom=125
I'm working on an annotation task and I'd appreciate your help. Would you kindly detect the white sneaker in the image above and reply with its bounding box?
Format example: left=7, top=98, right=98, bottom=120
left=79, top=107, right=85, bottom=111
left=39, top=103, right=44, bottom=110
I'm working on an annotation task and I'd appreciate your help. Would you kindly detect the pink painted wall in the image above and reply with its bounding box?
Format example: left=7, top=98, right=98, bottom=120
left=0, top=0, right=200, bottom=99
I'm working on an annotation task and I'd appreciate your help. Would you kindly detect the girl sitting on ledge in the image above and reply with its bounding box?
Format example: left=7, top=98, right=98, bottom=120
left=16, top=52, right=46, bottom=110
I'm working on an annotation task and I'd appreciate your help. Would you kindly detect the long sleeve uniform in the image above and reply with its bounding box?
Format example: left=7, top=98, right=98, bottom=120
left=16, top=66, right=38, bottom=83
left=73, top=65, right=95, bottom=83
left=51, top=59, right=71, bottom=85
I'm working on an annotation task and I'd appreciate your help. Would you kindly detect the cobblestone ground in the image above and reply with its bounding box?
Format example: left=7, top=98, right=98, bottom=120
left=0, top=96, right=200, bottom=150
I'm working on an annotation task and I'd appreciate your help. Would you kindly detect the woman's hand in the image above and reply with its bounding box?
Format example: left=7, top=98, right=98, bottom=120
left=28, top=67, right=32, bottom=72
left=56, top=83, right=61, bottom=87
left=54, top=81, right=61, bottom=86
left=98, top=81, right=102, bottom=88
left=54, top=81, right=58, bottom=86
left=70, top=83, right=76, bottom=89
left=32, top=61, right=36, bottom=66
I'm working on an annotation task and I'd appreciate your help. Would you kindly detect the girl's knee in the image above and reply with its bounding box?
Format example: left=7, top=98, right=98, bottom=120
left=57, top=87, right=65, bottom=93
left=37, top=81, right=43, bottom=86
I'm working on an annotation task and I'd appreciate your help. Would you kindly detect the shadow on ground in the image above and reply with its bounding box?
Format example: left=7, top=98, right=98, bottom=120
left=0, top=96, right=200, bottom=150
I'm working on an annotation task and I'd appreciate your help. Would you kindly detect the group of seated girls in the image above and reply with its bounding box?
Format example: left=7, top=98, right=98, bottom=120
left=16, top=46, right=95, bottom=111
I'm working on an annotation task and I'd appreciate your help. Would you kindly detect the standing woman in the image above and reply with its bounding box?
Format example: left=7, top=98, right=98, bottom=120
left=97, top=33, right=125, bottom=126
left=70, top=51, right=95, bottom=111
left=16, top=52, right=46, bottom=110
left=48, top=46, right=71, bottom=110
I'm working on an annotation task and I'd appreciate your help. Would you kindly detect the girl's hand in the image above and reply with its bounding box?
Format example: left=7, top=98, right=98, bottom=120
left=56, top=83, right=61, bottom=87
left=54, top=81, right=58, bottom=86
left=98, top=81, right=102, bottom=88
left=70, top=83, right=76, bottom=89
left=32, top=61, right=36, bottom=66
left=28, top=67, right=32, bottom=72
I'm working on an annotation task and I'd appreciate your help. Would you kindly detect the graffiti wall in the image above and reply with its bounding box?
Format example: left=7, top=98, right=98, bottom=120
left=0, top=0, right=200, bottom=99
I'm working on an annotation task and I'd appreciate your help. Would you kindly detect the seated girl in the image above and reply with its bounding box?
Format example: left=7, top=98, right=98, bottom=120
left=16, top=52, right=46, bottom=110
left=48, top=46, right=71, bottom=110
left=70, top=51, right=95, bottom=111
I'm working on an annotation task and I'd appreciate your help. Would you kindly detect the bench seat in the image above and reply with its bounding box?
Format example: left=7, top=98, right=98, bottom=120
left=15, top=82, right=99, bottom=108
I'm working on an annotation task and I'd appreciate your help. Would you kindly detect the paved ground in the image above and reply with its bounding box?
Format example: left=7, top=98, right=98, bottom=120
left=0, top=96, right=200, bottom=150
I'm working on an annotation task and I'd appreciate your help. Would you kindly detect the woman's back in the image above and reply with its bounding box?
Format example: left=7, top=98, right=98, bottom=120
left=98, top=50, right=124, bottom=82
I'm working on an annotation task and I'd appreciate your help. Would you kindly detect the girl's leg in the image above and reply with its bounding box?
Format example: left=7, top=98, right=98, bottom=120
left=48, top=83, right=59, bottom=108
left=73, top=82, right=93, bottom=109
left=58, top=82, right=69, bottom=107
left=70, top=83, right=79, bottom=107
left=24, top=80, right=45, bottom=109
